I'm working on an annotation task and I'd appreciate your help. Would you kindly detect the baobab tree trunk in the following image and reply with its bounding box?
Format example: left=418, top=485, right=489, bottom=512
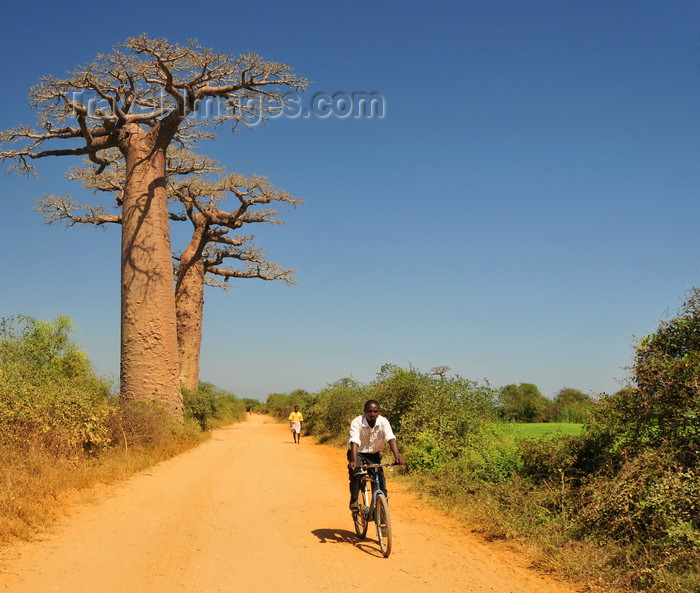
left=176, top=259, right=205, bottom=393
left=175, top=219, right=208, bottom=393
left=119, top=125, right=182, bottom=418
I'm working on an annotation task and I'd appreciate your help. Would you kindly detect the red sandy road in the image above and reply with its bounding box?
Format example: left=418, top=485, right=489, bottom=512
left=0, top=415, right=580, bottom=593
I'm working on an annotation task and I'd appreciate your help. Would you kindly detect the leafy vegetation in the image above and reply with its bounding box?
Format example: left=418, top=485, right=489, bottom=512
left=498, top=384, right=593, bottom=424
left=183, top=381, right=247, bottom=430
left=0, top=314, right=113, bottom=456
left=548, top=388, right=593, bottom=423
left=497, top=382, right=549, bottom=422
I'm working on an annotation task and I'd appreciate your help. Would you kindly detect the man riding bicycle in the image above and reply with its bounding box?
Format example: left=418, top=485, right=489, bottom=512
left=347, top=400, right=405, bottom=511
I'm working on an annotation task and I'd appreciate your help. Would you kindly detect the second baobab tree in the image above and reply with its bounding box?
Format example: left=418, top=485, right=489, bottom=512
left=1, top=35, right=307, bottom=418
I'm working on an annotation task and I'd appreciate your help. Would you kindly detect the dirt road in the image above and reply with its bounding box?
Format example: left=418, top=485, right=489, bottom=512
left=0, top=415, right=580, bottom=592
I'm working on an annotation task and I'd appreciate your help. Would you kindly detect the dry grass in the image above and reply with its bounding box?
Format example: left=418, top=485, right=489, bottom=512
left=0, top=429, right=208, bottom=547
left=396, top=472, right=629, bottom=593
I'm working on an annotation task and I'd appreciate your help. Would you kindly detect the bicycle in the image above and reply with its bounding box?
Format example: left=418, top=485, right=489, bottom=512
left=352, top=462, right=396, bottom=557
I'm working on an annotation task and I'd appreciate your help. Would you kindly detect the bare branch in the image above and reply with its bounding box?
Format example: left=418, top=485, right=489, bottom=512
left=2, top=35, right=308, bottom=174
left=206, top=260, right=296, bottom=286
left=34, top=194, right=121, bottom=227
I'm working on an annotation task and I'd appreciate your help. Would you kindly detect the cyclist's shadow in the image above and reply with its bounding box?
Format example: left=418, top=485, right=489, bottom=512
left=311, top=528, right=384, bottom=558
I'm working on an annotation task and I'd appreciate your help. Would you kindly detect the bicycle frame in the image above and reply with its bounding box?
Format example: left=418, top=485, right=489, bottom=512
left=357, top=464, right=389, bottom=517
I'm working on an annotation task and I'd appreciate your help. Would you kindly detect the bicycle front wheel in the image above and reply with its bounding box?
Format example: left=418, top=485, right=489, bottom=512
left=353, top=485, right=370, bottom=539
left=375, top=493, right=392, bottom=557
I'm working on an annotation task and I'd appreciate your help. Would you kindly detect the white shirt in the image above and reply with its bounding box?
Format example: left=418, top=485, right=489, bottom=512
left=348, top=414, right=396, bottom=454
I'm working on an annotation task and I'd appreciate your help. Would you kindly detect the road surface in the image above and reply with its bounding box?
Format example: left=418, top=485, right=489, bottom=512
left=0, top=414, right=580, bottom=592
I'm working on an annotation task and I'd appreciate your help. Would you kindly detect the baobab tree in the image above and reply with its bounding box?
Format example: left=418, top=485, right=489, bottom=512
left=37, top=148, right=302, bottom=391
left=170, top=166, right=302, bottom=391
left=430, top=366, right=451, bottom=380
left=1, top=35, right=307, bottom=418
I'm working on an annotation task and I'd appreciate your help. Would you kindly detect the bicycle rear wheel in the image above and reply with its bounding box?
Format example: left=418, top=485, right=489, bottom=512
left=353, top=484, right=370, bottom=539
left=375, top=493, right=392, bottom=557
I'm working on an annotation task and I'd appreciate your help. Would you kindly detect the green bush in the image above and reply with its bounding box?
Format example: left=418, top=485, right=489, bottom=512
left=212, top=394, right=246, bottom=424
left=586, top=288, right=700, bottom=472
left=461, top=422, right=523, bottom=483
left=265, top=388, right=314, bottom=421
left=303, top=379, right=367, bottom=443
left=497, top=383, right=549, bottom=422
left=517, top=434, right=582, bottom=484
left=405, top=429, right=451, bottom=473
left=548, top=388, right=593, bottom=423
left=183, top=384, right=216, bottom=430
left=578, top=448, right=698, bottom=542
left=0, top=314, right=113, bottom=456
left=576, top=448, right=699, bottom=591
left=370, top=365, right=497, bottom=460
left=183, top=382, right=246, bottom=430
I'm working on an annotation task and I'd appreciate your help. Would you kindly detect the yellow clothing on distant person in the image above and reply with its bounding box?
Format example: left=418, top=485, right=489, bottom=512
left=289, top=411, right=304, bottom=422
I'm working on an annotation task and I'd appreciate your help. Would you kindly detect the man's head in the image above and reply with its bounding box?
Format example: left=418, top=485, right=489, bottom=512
left=294, top=406, right=299, bottom=412
left=363, top=400, right=380, bottom=426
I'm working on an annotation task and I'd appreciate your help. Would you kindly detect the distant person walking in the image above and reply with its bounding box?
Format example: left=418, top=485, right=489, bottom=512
left=289, top=406, right=304, bottom=444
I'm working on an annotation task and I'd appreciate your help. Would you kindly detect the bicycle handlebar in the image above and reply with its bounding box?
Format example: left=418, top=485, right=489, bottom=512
left=359, top=462, right=401, bottom=469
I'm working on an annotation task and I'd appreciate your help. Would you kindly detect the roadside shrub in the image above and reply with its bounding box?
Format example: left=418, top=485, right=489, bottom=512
left=264, top=391, right=293, bottom=418
left=369, top=364, right=435, bottom=432
left=460, top=422, right=523, bottom=483
left=626, top=288, right=699, bottom=468
left=304, top=379, right=367, bottom=443
left=0, top=315, right=113, bottom=457
left=108, top=398, right=181, bottom=451
left=517, top=434, right=582, bottom=484
left=183, top=384, right=216, bottom=430
left=379, top=368, right=498, bottom=476
left=212, top=394, right=246, bottom=424
left=578, top=448, right=698, bottom=543
left=265, top=389, right=314, bottom=421
left=405, top=429, right=450, bottom=473
left=183, top=382, right=247, bottom=430
left=576, top=448, right=699, bottom=592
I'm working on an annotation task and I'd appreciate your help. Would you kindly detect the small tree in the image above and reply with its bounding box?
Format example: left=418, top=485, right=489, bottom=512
left=549, top=388, right=593, bottom=423
left=1, top=35, right=307, bottom=418
left=498, top=383, right=549, bottom=422
left=430, top=365, right=451, bottom=380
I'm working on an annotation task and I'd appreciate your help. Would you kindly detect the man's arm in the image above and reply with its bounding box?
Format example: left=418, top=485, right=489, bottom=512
left=387, top=438, right=405, bottom=465
left=348, top=442, right=359, bottom=471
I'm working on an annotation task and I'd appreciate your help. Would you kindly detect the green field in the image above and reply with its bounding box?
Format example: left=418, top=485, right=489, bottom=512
left=510, top=422, right=584, bottom=437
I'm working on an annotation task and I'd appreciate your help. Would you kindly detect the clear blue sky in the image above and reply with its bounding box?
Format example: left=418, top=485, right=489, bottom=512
left=1, top=1, right=698, bottom=401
